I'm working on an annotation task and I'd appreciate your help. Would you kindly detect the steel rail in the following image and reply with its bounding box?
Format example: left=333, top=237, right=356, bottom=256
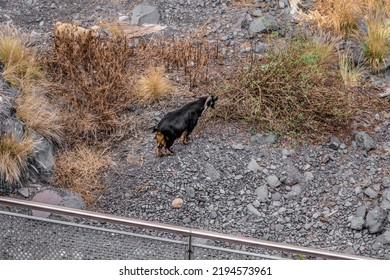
left=0, top=196, right=373, bottom=260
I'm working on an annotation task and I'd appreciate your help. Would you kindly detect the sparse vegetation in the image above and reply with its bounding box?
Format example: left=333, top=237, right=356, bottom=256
left=0, top=134, right=35, bottom=185
left=137, top=66, right=173, bottom=102
left=54, top=145, right=112, bottom=207
left=217, top=36, right=354, bottom=138
left=338, top=51, right=364, bottom=87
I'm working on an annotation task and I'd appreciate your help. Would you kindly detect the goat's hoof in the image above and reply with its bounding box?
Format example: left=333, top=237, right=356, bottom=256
left=157, top=151, right=164, bottom=157
left=166, top=150, right=174, bottom=156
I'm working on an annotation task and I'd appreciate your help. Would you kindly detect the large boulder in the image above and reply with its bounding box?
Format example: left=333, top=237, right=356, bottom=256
left=131, top=5, right=160, bottom=25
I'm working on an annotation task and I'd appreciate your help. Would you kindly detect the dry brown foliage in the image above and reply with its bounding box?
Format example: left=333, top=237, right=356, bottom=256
left=54, top=145, right=112, bottom=207
left=137, top=36, right=220, bottom=88
left=46, top=32, right=135, bottom=143
left=15, top=84, right=63, bottom=144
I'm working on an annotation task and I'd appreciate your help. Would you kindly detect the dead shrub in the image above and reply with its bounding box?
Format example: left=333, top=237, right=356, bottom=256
left=137, top=37, right=220, bottom=89
left=54, top=145, right=112, bottom=207
left=217, top=36, right=354, bottom=139
left=45, top=32, right=135, bottom=143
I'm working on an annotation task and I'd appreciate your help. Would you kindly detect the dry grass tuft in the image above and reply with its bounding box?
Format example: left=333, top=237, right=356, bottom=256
left=217, top=36, right=354, bottom=139
left=338, top=51, right=365, bottom=87
left=311, top=0, right=362, bottom=36
left=359, top=15, right=390, bottom=71
left=0, top=134, right=35, bottom=185
left=0, top=24, right=43, bottom=87
left=137, top=66, right=173, bottom=101
left=54, top=145, right=112, bottom=207
left=15, top=85, right=63, bottom=144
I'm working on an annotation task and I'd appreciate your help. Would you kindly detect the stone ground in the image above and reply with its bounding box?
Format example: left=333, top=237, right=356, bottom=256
left=1, top=0, right=390, bottom=259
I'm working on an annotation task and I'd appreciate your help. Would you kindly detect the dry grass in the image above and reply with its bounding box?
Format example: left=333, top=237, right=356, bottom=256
left=46, top=32, right=135, bottom=143
left=311, top=0, right=362, bottom=36
left=0, top=25, right=43, bottom=87
left=15, top=85, right=63, bottom=144
left=359, top=15, right=390, bottom=71
left=216, top=36, right=354, bottom=139
left=137, top=66, right=173, bottom=102
left=100, top=21, right=123, bottom=38
left=338, top=51, right=365, bottom=87
left=54, top=145, right=112, bottom=207
left=0, top=134, right=35, bottom=185
left=138, top=37, right=220, bottom=89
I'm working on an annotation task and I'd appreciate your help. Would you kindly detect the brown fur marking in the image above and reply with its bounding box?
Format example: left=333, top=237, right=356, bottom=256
left=155, top=132, right=166, bottom=157
left=181, top=130, right=189, bottom=145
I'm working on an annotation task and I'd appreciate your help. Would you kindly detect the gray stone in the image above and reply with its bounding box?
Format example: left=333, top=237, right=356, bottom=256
left=252, top=9, right=263, bottom=17
left=186, top=187, right=195, bottom=198
left=247, top=203, right=262, bottom=217
left=247, top=158, right=262, bottom=173
left=59, top=191, right=86, bottom=210
left=131, top=5, right=160, bottom=25
left=250, top=133, right=279, bottom=145
left=366, top=206, right=387, bottom=234
left=329, top=136, right=341, bottom=150
left=33, top=135, right=54, bottom=172
left=376, top=230, right=390, bottom=245
left=355, top=131, right=376, bottom=152
left=31, top=188, right=63, bottom=218
left=249, top=18, right=266, bottom=34
left=285, top=160, right=301, bottom=186
left=266, top=175, right=281, bottom=187
left=304, top=172, right=314, bottom=182
left=183, top=217, right=191, bottom=223
left=1, top=118, right=24, bottom=140
left=271, top=192, right=282, bottom=201
left=381, top=189, right=390, bottom=210
left=255, top=185, right=269, bottom=202
left=210, top=211, right=218, bottom=219
left=356, top=206, right=367, bottom=218
left=204, top=163, right=220, bottom=180
left=234, top=175, right=243, bottom=180
left=252, top=199, right=261, bottom=208
left=17, top=187, right=30, bottom=198
left=275, top=224, right=284, bottom=232
left=167, top=182, right=174, bottom=188
left=304, top=222, right=314, bottom=230
left=286, top=184, right=304, bottom=198
left=118, top=15, right=129, bottom=21
left=364, top=187, right=378, bottom=199
left=232, top=143, right=245, bottom=150
left=350, top=217, right=365, bottom=230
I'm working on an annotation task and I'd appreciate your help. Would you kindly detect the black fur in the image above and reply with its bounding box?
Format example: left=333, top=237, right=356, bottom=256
left=153, top=95, right=218, bottom=156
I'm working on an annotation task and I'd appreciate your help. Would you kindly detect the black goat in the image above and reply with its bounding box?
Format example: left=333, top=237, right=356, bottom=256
left=153, top=96, right=218, bottom=157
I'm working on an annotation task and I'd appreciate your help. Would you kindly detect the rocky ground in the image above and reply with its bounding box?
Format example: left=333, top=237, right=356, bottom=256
left=1, top=0, right=390, bottom=259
